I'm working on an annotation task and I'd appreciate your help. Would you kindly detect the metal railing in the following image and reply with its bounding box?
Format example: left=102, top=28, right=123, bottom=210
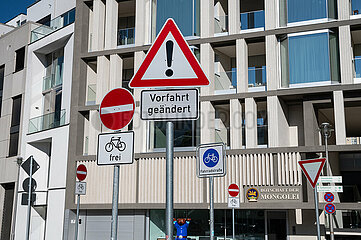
left=117, top=28, right=135, bottom=46
left=214, top=70, right=237, bottom=91
left=248, top=66, right=266, bottom=87
left=31, top=8, right=75, bottom=42
left=28, top=109, right=66, bottom=133
left=240, top=10, right=265, bottom=30
left=214, top=15, right=228, bottom=34
left=43, top=72, right=63, bottom=92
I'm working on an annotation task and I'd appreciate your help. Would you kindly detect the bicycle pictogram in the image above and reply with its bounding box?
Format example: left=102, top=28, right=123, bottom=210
left=203, top=148, right=219, bottom=168
left=105, top=137, right=126, bottom=152
left=204, top=153, right=218, bottom=163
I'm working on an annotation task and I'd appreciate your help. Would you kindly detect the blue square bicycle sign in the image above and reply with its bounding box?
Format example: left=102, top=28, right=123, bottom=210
left=197, top=143, right=226, bottom=178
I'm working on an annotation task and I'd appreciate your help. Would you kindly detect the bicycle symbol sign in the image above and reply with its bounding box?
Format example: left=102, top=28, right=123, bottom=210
left=324, top=192, right=334, bottom=203
left=203, top=149, right=219, bottom=168
left=105, top=137, right=126, bottom=152
left=324, top=203, right=336, bottom=214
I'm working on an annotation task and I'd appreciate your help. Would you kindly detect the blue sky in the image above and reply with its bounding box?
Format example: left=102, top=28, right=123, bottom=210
left=0, top=0, right=35, bottom=23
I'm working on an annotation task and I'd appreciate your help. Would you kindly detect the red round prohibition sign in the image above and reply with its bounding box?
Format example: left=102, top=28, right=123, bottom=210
left=228, top=184, right=240, bottom=197
left=76, top=164, right=87, bottom=181
left=99, top=88, right=135, bottom=131
left=324, top=192, right=335, bottom=203
left=324, top=203, right=336, bottom=214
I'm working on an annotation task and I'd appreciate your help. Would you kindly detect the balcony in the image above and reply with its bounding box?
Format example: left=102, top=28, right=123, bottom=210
left=214, top=70, right=237, bottom=91
left=117, top=28, right=135, bottom=46
left=43, top=73, right=62, bottom=92
left=248, top=66, right=266, bottom=88
left=28, top=109, right=66, bottom=134
left=240, top=10, right=265, bottom=30
left=214, top=15, right=228, bottom=34
left=31, top=8, right=75, bottom=43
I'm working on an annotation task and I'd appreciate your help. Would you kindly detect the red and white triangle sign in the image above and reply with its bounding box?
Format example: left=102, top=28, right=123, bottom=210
left=129, top=18, right=209, bottom=88
left=298, top=158, right=326, bottom=188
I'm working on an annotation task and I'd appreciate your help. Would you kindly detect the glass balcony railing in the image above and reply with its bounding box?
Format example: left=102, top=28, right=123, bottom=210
left=31, top=8, right=75, bottom=43
left=43, top=73, right=63, bottom=92
left=352, top=0, right=361, bottom=15
left=214, top=15, right=228, bottom=34
left=248, top=66, right=266, bottom=88
left=117, top=28, right=135, bottom=46
left=354, top=57, right=361, bottom=78
left=214, top=70, right=237, bottom=91
left=86, top=84, right=96, bottom=105
left=28, top=109, right=66, bottom=134
left=240, top=10, right=265, bottom=30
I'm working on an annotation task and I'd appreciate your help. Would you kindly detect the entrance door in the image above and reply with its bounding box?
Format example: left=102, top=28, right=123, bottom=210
left=266, top=211, right=287, bottom=240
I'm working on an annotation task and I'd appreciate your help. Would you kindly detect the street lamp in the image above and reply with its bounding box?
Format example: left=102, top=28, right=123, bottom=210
left=318, top=123, right=334, bottom=240
left=10, top=156, right=23, bottom=240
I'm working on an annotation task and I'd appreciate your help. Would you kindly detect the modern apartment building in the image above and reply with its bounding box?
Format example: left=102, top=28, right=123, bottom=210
left=4, top=0, right=77, bottom=240
left=62, top=0, right=361, bottom=239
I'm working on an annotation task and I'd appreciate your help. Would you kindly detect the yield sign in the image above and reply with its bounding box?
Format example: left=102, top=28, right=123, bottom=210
left=129, top=18, right=209, bottom=88
left=298, top=158, right=326, bottom=188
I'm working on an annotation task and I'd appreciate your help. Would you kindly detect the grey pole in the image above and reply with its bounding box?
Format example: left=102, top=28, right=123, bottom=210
left=111, top=165, right=120, bottom=240
left=314, top=188, right=321, bottom=240
left=11, top=157, right=23, bottom=240
left=25, top=156, right=34, bottom=240
left=166, top=121, right=174, bottom=240
left=74, top=194, right=80, bottom=240
left=232, top=208, right=235, bottom=240
left=209, top=176, right=214, bottom=240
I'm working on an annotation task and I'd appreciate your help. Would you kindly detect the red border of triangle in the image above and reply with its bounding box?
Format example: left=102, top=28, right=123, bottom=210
left=298, top=158, right=326, bottom=188
left=129, top=18, right=209, bottom=88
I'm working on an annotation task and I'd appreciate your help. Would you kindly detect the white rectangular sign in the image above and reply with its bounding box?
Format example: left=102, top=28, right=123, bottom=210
left=318, top=176, right=342, bottom=183
left=196, top=143, right=225, bottom=178
left=141, top=89, right=199, bottom=121
left=75, top=182, right=86, bottom=195
left=317, top=186, right=343, bottom=193
left=228, top=197, right=240, bottom=208
left=97, top=131, right=134, bottom=165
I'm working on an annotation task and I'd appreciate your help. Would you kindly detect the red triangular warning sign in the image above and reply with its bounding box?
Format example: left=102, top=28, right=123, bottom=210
left=298, top=158, right=326, bottom=188
left=129, top=18, right=209, bottom=88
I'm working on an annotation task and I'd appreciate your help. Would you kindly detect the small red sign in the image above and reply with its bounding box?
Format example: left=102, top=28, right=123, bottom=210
left=99, top=88, right=135, bottom=130
left=76, top=164, right=87, bottom=181
left=324, top=192, right=335, bottom=203
left=228, top=184, right=240, bottom=197
left=324, top=203, right=336, bottom=214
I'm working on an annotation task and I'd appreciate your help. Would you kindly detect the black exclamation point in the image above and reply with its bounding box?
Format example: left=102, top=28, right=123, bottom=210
left=165, top=40, right=174, bottom=77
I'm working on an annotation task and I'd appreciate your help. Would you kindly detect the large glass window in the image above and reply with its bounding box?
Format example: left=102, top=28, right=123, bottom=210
left=280, top=0, right=337, bottom=24
left=152, top=0, right=199, bottom=38
left=8, top=95, right=22, bottom=157
left=15, top=47, right=25, bottom=72
left=281, top=31, right=340, bottom=87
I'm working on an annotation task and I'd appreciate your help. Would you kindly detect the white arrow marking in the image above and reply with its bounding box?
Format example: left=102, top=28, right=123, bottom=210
left=101, top=104, right=134, bottom=115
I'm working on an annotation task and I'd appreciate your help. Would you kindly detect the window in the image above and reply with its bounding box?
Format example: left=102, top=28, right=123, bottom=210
left=280, top=0, right=337, bottom=25
left=8, top=95, right=22, bottom=157
left=152, top=0, right=200, bottom=38
left=281, top=31, right=340, bottom=87
left=0, top=65, right=4, bottom=116
left=15, top=47, right=25, bottom=72
left=0, top=183, right=15, bottom=240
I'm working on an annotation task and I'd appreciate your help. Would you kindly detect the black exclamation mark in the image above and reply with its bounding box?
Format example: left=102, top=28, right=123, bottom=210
left=165, top=40, right=174, bottom=77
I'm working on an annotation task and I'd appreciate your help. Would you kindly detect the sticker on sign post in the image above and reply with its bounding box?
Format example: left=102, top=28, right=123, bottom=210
left=97, top=131, right=134, bottom=165
left=196, top=143, right=225, bottom=178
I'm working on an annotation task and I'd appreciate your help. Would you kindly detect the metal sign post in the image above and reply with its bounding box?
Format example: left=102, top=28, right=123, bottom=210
left=25, top=156, right=33, bottom=240
left=314, top=188, right=321, bottom=240
left=75, top=194, right=81, bottom=240
left=232, top=208, right=235, bottom=240
left=209, top=176, right=214, bottom=240
left=111, top=165, right=120, bottom=240
left=166, top=121, right=174, bottom=240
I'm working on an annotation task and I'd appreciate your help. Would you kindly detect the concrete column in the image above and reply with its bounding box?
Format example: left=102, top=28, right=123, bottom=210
left=333, top=91, right=347, bottom=145
left=200, top=0, right=213, bottom=38
left=266, top=35, right=279, bottom=90
left=228, top=0, right=240, bottom=34
left=230, top=99, right=242, bottom=149
left=303, top=101, right=320, bottom=146
left=339, top=26, right=353, bottom=85
left=200, top=43, right=214, bottom=96
left=264, top=0, right=277, bottom=29
left=201, top=102, right=215, bottom=144
left=109, top=54, right=123, bottom=89
left=134, top=51, right=147, bottom=153
left=96, top=56, right=110, bottom=104
left=236, top=39, right=248, bottom=93
left=267, top=96, right=290, bottom=147
left=104, top=0, right=118, bottom=49
left=135, top=0, right=146, bottom=46
left=92, top=0, right=105, bottom=51
left=245, top=98, right=257, bottom=148
left=338, top=0, right=351, bottom=20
